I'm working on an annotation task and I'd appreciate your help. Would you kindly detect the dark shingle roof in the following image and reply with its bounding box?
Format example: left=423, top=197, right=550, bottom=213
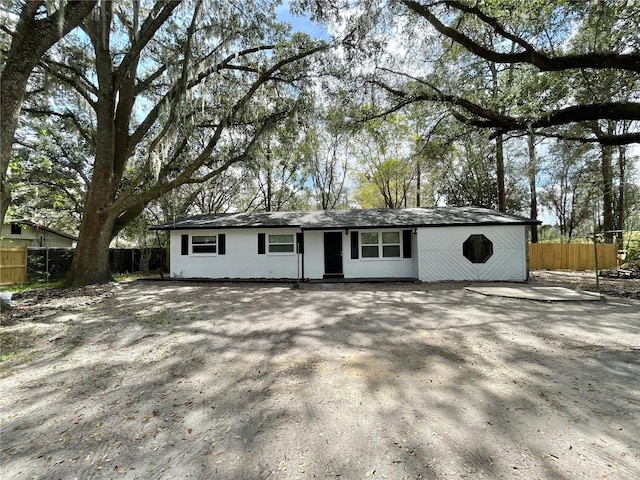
left=151, top=207, right=540, bottom=231
left=7, top=219, right=77, bottom=240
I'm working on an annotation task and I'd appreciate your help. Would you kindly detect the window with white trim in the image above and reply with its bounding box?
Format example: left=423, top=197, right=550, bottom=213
left=361, top=231, right=401, bottom=258
left=192, top=235, right=217, bottom=254
left=268, top=234, right=295, bottom=253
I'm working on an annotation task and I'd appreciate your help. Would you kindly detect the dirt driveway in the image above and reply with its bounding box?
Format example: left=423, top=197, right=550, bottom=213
left=1, top=281, right=639, bottom=479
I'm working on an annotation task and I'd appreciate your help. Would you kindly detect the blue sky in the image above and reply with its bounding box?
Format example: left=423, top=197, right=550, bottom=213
left=275, top=2, right=330, bottom=40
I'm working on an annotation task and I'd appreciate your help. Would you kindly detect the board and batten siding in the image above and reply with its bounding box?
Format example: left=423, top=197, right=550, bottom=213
left=417, top=225, right=528, bottom=282
left=169, top=229, right=301, bottom=279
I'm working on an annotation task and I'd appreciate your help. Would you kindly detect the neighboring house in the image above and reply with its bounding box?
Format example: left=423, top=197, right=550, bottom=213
left=152, top=207, right=540, bottom=282
left=0, top=220, right=77, bottom=247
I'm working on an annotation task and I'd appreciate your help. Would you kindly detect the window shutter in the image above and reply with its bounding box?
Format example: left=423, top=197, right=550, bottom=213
left=181, top=234, right=189, bottom=255
left=218, top=234, right=226, bottom=255
left=258, top=233, right=266, bottom=254
left=350, top=231, right=359, bottom=259
left=296, top=232, right=304, bottom=254
left=403, top=230, right=412, bottom=258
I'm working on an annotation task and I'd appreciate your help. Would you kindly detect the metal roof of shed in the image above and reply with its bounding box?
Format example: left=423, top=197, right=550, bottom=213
left=150, top=207, right=540, bottom=231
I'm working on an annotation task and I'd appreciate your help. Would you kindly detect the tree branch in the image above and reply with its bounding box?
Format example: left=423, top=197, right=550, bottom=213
left=116, top=1, right=182, bottom=78
left=371, top=79, right=640, bottom=144
left=115, top=105, right=294, bottom=218
left=41, top=57, right=98, bottom=96
left=401, top=0, right=640, bottom=72
left=22, top=107, right=94, bottom=145
left=134, top=63, right=168, bottom=95
left=533, top=131, right=640, bottom=146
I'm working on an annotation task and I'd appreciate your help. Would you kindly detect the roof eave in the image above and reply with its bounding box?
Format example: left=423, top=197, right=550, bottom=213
left=7, top=219, right=78, bottom=240
left=150, top=224, right=303, bottom=231
left=302, top=221, right=541, bottom=230
left=151, top=219, right=541, bottom=231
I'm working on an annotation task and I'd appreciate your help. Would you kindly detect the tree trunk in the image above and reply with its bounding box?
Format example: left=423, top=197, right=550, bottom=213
left=616, top=145, right=626, bottom=249
left=66, top=152, right=120, bottom=285
left=527, top=132, right=539, bottom=243
left=66, top=92, right=120, bottom=286
left=600, top=143, right=615, bottom=243
left=0, top=68, right=29, bottom=223
left=0, top=1, right=96, bottom=225
left=68, top=208, right=116, bottom=286
left=495, top=131, right=506, bottom=212
left=416, top=157, right=421, bottom=207
left=266, top=168, right=272, bottom=212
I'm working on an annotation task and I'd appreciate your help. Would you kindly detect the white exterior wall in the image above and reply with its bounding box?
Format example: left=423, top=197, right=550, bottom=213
left=411, top=231, right=419, bottom=278
left=170, top=229, right=301, bottom=279
left=417, top=225, right=527, bottom=282
left=301, top=230, right=326, bottom=279
left=170, top=225, right=528, bottom=282
left=302, top=230, right=415, bottom=280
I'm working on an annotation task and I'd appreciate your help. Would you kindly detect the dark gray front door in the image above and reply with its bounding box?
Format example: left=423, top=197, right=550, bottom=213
left=324, top=232, right=343, bottom=276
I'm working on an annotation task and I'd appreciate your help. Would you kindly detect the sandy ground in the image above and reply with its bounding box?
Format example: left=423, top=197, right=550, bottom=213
left=530, top=270, right=640, bottom=300
left=1, top=277, right=639, bottom=479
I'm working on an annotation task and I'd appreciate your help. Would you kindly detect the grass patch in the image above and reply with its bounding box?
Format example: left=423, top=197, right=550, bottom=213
left=141, top=313, right=169, bottom=328
left=0, top=351, right=20, bottom=362
left=2, top=272, right=160, bottom=294
left=114, top=272, right=163, bottom=283
left=3, top=279, right=65, bottom=293
left=0, top=329, right=40, bottom=372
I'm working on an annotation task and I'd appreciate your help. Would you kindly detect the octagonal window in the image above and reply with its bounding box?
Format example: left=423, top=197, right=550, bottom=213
left=463, top=234, right=493, bottom=263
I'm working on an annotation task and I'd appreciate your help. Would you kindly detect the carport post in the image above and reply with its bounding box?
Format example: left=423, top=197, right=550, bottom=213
left=296, top=245, right=300, bottom=287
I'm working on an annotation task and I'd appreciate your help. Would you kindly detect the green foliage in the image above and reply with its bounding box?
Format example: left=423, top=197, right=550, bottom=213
left=623, top=233, right=640, bottom=263
left=351, top=113, right=416, bottom=208
left=9, top=116, right=86, bottom=233
left=5, top=0, right=638, bottom=275
left=27, top=254, right=48, bottom=283
left=539, top=137, right=599, bottom=238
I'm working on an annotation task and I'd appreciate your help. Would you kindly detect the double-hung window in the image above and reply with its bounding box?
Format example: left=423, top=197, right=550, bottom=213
left=361, top=231, right=401, bottom=258
left=361, top=232, right=380, bottom=258
left=268, top=234, right=295, bottom=253
left=381, top=232, right=401, bottom=257
left=181, top=233, right=225, bottom=256
left=192, top=235, right=217, bottom=254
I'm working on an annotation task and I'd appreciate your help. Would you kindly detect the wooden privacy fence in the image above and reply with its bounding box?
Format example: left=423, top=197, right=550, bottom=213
left=529, top=243, right=618, bottom=270
left=0, top=246, right=27, bottom=285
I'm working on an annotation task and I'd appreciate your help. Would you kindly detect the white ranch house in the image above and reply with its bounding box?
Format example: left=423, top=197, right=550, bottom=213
left=151, top=207, right=540, bottom=282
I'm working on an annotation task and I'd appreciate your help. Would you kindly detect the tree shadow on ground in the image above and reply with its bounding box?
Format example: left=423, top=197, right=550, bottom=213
left=1, top=281, right=639, bottom=479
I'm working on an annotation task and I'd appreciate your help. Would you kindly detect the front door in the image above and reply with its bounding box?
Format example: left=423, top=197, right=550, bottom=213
left=323, top=232, right=343, bottom=278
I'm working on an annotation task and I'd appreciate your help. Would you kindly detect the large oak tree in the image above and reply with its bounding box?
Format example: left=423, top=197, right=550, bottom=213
left=29, top=0, right=327, bottom=285
left=0, top=0, right=96, bottom=225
